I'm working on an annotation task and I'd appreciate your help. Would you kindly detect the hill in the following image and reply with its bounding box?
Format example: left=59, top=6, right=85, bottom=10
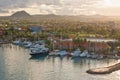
left=11, top=11, right=31, bottom=18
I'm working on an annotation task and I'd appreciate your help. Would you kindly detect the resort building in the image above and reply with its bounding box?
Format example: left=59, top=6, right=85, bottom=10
left=82, top=42, right=110, bottom=54
left=55, top=38, right=77, bottom=50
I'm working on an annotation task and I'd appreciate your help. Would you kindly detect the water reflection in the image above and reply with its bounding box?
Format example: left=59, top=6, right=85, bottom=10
left=0, top=46, right=6, bottom=80
left=29, top=55, right=48, bottom=61
left=0, top=44, right=120, bottom=80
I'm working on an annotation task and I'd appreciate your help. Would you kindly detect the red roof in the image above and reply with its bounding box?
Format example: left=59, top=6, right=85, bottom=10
left=82, top=42, right=110, bottom=49
left=55, top=40, right=78, bottom=48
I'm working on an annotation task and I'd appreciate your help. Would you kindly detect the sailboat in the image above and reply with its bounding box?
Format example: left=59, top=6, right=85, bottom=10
left=57, top=50, right=68, bottom=56
left=70, top=48, right=81, bottom=57
left=48, top=26, right=59, bottom=56
left=12, top=40, right=21, bottom=45
left=80, top=50, right=89, bottom=58
left=30, top=44, right=49, bottom=56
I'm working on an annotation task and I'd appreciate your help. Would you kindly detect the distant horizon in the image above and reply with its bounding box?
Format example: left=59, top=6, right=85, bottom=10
left=1, top=10, right=120, bottom=17
left=1, top=0, right=120, bottom=16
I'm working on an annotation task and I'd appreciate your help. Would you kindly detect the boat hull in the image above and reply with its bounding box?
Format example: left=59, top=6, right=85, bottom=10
left=30, top=52, right=49, bottom=56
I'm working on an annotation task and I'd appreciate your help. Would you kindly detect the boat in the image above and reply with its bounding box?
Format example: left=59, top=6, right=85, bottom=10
left=114, top=54, right=120, bottom=59
left=24, top=41, right=32, bottom=48
left=49, top=50, right=60, bottom=56
left=57, top=50, right=68, bottom=56
left=12, top=40, right=21, bottom=45
left=23, top=41, right=28, bottom=45
left=30, top=45, right=49, bottom=56
left=30, top=44, right=42, bottom=50
left=71, top=48, right=81, bottom=57
left=107, top=54, right=120, bottom=59
left=97, top=55, right=104, bottom=59
left=90, top=54, right=103, bottom=59
left=80, top=50, right=89, bottom=58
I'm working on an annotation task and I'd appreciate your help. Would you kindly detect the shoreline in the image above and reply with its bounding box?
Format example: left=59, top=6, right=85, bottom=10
left=1, top=42, right=120, bottom=60
left=87, top=63, right=120, bottom=74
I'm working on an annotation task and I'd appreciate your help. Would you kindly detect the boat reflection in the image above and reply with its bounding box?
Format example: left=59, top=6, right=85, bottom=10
left=29, top=55, right=48, bottom=61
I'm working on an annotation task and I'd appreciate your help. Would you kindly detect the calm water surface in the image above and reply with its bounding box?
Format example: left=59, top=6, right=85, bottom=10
left=0, top=44, right=120, bottom=80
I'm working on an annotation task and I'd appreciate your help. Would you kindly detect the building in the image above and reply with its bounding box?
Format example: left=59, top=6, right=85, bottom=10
left=54, top=38, right=78, bottom=50
left=82, top=42, right=110, bottom=53
left=53, top=37, right=112, bottom=53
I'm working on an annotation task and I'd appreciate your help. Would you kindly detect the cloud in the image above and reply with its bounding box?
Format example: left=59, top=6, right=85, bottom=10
left=60, top=0, right=101, bottom=6
left=95, top=7, right=120, bottom=16
left=0, top=9, right=9, bottom=13
left=28, top=0, right=60, bottom=5
left=0, top=0, right=60, bottom=8
left=0, top=0, right=105, bottom=15
left=0, top=0, right=28, bottom=9
left=36, top=0, right=102, bottom=15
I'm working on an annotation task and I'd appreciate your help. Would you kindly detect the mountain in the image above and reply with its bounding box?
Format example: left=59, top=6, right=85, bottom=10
left=0, top=10, right=120, bottom=21
left=11, top=11, right=31, bottom=18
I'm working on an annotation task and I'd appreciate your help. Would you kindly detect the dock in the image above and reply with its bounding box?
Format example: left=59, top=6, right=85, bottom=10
left=86, top=63, right=120, bottom=74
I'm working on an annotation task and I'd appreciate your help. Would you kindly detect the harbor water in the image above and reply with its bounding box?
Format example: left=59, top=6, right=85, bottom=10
left=0, top=44, right=120, bottom=80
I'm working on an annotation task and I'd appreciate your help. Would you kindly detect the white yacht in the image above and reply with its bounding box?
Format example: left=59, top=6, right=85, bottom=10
left=12, top=40, right=21, bottom=45
left=71, top=48, right=81, bottom=57
left=58, top=50, right=68, bottom=56
left=30, top=45, right=49, bottom=56
left=30, top=44, right=42, bottom=50
left=24, top=42, right=32, bottom=48
left=49, top=50, right=60, bottom=56
left=80, top=50, right=89, bottom=58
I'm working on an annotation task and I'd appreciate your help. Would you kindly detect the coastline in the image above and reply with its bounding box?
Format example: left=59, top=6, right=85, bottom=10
left=87, top=62, right=120, bottom=74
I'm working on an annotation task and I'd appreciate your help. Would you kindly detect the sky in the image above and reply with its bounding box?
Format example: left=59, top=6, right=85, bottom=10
left=0, top=0, right=120, bottom=16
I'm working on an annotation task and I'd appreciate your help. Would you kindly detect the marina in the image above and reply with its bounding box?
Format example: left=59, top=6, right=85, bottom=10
left=10, top=39, right=120, bottom=59
left=0, top=44, right=120, bottom=80
left=0, top=1, right=120, bottom=79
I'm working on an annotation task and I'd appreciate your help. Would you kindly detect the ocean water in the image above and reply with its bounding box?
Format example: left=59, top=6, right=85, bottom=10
left=0, top=44, right=120, bottom=80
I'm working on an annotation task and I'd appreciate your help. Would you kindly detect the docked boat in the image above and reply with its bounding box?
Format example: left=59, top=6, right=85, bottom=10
left=24, top=42, right=32, bottom=48
left=71, top=48, right=81, bottom=57
left=107, top=54, right=120, bottom=59
left=49, top=50, right=60, bottom=56
left=30, top=44, right=42, bottom=50
left=23, top=41, right=28, bottom=45
left=12, top=40, right=21, bottom=45
left=30, top=45, right=49, bottom=56
left=97, top=55, right=104, bottom=59
left=57, top=50, right=68, bottom=56
left=80, top=50, right=89, bottom=58
left=114, top=54, right=120, bottom=59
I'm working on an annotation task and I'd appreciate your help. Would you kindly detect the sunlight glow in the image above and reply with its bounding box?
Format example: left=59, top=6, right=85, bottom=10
left=103, top=0, right=120, bottom=7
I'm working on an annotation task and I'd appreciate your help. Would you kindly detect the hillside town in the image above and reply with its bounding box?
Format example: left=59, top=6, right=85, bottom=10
left=0, top=12, right=120, bottom=59
left=1, top=0, right=120, bottom=79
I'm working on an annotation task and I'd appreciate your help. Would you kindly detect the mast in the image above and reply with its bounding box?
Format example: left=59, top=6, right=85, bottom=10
left=60, top=31, right=62, bottom=50
left=52, top=25, right=55, bottom=50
